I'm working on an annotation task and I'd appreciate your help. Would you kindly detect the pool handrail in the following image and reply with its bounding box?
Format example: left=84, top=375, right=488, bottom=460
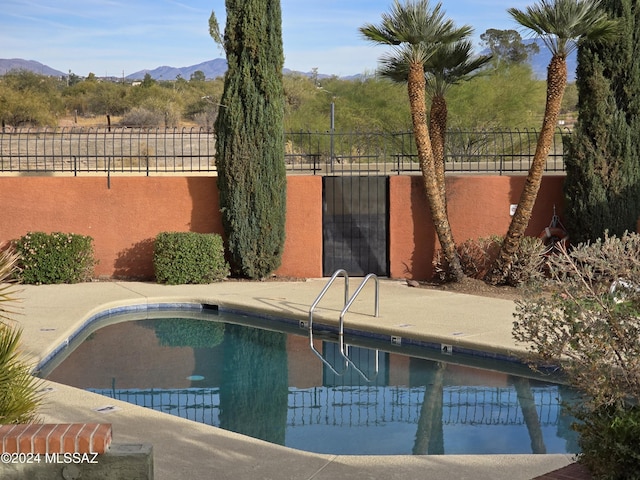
left=338, top=273, right=380, bottom=382
left=308, top=270, right=381, bottom=382
left=308, top=269, right=350, bottom=376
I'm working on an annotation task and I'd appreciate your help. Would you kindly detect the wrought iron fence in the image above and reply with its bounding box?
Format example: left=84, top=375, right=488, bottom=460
left=0, top=126, right=570, bottom=175
left=286, top=128, right=569, bottom=175
left=0, top=127, right=216, bottom=174
left=89, top=384, right=564, bottom=429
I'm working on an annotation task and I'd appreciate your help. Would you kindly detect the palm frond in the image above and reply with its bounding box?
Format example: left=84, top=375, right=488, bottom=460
left=508, top=0, right=619, bottom=56
left=0, top=249, right=22, bottom=323
left=424, top=40, right=493, bottom=94
left=0, top=249, right=40, bottom=424
left=377, top=38, right=492, bottom=96
left=360, top=0, right=472, bottom=65
left=0, top=324, right=42, bottom=424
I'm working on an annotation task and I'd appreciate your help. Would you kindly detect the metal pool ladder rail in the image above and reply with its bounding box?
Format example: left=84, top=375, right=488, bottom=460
left=308, top=269, right=380, bottom=381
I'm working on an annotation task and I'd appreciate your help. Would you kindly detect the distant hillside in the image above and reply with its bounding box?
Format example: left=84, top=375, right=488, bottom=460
left=126, top=58, right=229, bottom=81
left=126, top=58, right=332, bottom=81
left=1, top=46, right=577, bottom=82
left=0, top=58, right=65, bottom=76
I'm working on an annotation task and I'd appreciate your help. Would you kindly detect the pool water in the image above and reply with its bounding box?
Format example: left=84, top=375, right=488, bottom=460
left=44, top=309, right=580, bottom=455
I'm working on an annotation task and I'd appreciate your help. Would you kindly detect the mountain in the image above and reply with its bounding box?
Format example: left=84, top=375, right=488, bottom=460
left=126, top=59, right=332, bottom=81
left=126, top=58, right=228, bottom=81
left=0, top=58, right=66, bottom=77
left=0, top=56, right=334, bottom=81
left=1, top=46, right=577, bottom=82
left=126, top=50, right=575, bottom=82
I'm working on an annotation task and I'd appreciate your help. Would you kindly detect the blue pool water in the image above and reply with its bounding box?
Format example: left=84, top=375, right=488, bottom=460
left=43, top=308, right=580, bottom=455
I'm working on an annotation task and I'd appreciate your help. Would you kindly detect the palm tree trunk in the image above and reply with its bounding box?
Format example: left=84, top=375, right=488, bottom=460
left=486, top=54, right=568, bottom=285
left=413, top=362, right=446, bottom=454
left=430, top=94, right=448, bottom=210
left=512, top=376, right=547, bottom=454
left=408, top=62, right=464, bottom=282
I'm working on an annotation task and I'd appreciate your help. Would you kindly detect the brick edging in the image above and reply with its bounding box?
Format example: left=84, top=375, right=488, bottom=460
left=0, top=424, right=112, bottom=455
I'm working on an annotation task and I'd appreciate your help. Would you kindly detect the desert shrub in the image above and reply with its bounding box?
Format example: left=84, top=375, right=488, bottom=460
left=192, top=110, right=218, bottom=130
left=434, top=236, right=499, bottom=281
left=14, top=232, right=96, bottom=284
left=154, top=232, right=229, bottom=284
left=434, top=235, right=545, bottom=286
left=513, top=232, right=640, bottom=475
left=502, top=236, right=547, bottom=287
left=120, top=107, right=164, bottom=128
left=153, top=318, right=225, bottom=348
left=0, top=249, right=42, bottom=424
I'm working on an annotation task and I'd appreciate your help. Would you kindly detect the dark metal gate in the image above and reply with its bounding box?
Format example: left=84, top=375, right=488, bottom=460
left=322, top=176, right=389, bottom=276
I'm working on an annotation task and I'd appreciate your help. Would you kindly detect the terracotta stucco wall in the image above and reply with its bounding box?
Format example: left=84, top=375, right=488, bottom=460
left=276, top=176, right=323, bottom=278
left=0, top=175, right=564, bottom=280
left=389, top=175, right=566, bottom=279
left=0, top=176, right=324, bottom=279
left=0, top=176, right=224, bottom=279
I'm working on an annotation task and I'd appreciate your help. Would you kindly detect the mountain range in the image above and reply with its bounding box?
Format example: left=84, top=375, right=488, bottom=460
left=0, top=57, right=320, bottom=81
left=0, top=44, right=576, bottom=82
left=0, top=58, right=69, bottom=77
left=125, top=58, right=229, bottom=81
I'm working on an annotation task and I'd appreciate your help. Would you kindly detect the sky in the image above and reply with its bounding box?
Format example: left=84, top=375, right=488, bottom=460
left=1, top=0, right=532, bottom=78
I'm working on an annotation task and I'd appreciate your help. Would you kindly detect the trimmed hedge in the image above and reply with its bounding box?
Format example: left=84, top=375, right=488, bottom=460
left=154, top=232, right=229, bottom=284
left=14, top=231, right=96, bottom=284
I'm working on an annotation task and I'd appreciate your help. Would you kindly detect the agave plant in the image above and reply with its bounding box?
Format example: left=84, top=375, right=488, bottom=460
left=0, top=249, right=42, bottom=424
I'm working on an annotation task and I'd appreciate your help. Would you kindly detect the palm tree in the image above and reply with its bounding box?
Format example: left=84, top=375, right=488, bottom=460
left=486, top=0, right=618, bottom=285
left=379, top=40, right=492, bottom=211
left=360, top=0, right=469, bottom=282
left=425, top=41, right=492, bottom=208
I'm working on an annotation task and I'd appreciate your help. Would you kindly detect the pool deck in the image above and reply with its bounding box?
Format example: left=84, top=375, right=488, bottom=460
left=14, top=279, right=580, bottom=480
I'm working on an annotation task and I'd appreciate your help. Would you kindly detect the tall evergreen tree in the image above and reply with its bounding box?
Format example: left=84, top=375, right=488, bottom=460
left=210, top=1, right=287, bottom=278
left=564, top=0, right=640, bottom=244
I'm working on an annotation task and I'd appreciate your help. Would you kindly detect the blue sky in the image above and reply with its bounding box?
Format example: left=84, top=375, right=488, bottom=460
left=1, top=0, right=531, bottom=77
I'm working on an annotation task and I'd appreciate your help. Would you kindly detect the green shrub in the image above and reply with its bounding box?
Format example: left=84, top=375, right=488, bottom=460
left=574, top=404, right=640, bottom=479
left=433, top=235, right=545, bottom=286
left=14, top=231, right=96, bottom=284
left=154, top=232, right=229, bottom=284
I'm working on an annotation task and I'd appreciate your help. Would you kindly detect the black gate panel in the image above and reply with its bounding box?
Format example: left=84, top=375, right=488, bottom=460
left=322, top=176, right=388, bottom=276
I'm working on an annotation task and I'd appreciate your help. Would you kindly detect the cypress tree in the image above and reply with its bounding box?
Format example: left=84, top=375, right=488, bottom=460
left=213, top=0, right=287, bottom=278
left=564, top=0, right=640, bottom=244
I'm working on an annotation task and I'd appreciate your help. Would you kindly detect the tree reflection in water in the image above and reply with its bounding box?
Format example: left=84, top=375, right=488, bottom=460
left=219, top=324, right=288, bottom=445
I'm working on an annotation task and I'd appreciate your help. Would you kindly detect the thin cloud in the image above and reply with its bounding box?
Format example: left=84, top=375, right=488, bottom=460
left=1, top=0, right=535, bottom=77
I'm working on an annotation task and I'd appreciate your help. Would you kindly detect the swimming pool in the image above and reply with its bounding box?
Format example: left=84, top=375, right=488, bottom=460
left=42, top=306, right=580, bottom=456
